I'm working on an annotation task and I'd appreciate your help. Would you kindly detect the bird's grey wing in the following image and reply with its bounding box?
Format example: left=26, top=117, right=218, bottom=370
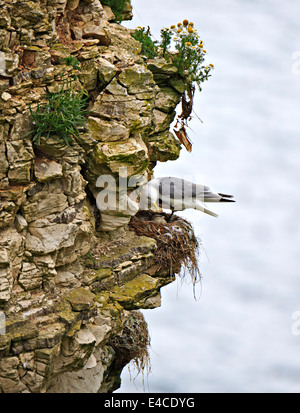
left=158, top=177, right=196, bottom=199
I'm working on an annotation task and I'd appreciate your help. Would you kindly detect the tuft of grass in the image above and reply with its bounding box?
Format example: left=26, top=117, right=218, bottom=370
left=28, top=56, right=88, bottom=147
left=29, top=82, right=89, bottom=147
left=131, top=27, right=158, bottom=59
left=60, top=55, right=81, bottom=73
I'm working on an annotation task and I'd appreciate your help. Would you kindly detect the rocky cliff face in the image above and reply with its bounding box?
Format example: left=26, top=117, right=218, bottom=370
left=0, top=0, right=186, bottom=393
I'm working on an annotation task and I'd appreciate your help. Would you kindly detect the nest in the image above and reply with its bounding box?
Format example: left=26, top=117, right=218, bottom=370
left=109, top=311, right=151, bottom=384
left=129, top=211, right=202, bottom=293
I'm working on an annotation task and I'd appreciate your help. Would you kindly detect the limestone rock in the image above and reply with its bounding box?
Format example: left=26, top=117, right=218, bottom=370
left=67, top=0, right=80, bottom=11
left=34, top=159, right=63, bottom=183
left=87, top=317, right=112, bottom=346
left=88, top=137, right=149, bottom=178
left=55, top=220, right=94, bottom=267
left=22, top=192, right=69, bottom=223
left=90, top=77, right=154, bottom=134
left=77, top=60, right=99, bottom=91
left=155, top=87, right=182, bottom=113
left=0, top=52, right=19, bottom=77
left=153, top=108, right=176, bottom=133
left=32, top=137, right=68, bottom=158
left=0, top=142, right=8, bottom=180
left=0, top=186, right=27, bottom=229
left=25, top=223, right=79, bottom=255
left=98, top=214, right=132, bottom=232
left=11, top=1, right=45, bottom=26
left=87, top=116, right=129, bottom=142
left=1, top=92, right=12, bottom=102
left=18, top=262, right=42, bottom=291
left=148, top=131, right=181, bottom=162
left=14, top=214, right=28, bottom=232
left=109, top=274, right=164, bottom=310
left=97, top=57, right=118, bottom=86
left=0, top=201, right=19, bottom=229
left=147, top=57, right=178, bottom=80
left=82, top=24, right=110, bottom=46
left=5, top=138, right=33, bottom=184
left=65, top=287, right=95, bottom=312
left=0, top=228, right=24, bottom=302
left=7, top=162, right=32, bottom=185
left=102, top=6, right=115, bottom=22
left=54, top=269, right=81, bottom=289
left=118, top=65, right=156, bottom=95
left=121, top=0, right=134, bottom=21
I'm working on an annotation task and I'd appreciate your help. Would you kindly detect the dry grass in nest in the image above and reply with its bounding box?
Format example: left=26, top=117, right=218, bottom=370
left=129, top=211, right=202, bottom=297
left=109, top=311, right=151, bottom=385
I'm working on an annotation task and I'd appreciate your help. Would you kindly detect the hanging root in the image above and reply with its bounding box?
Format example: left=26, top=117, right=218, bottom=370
left=173, top=85, right=195, bottom=152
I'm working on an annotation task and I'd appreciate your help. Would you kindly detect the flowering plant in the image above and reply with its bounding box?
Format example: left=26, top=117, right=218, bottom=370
left=161, top=20, right=214, bottom=91
left=132, top=20, right=214, bottom=152
left=133, top=20, right=214, bottom=92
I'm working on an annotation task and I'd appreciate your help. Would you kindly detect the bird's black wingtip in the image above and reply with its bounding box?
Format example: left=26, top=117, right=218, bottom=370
left=220, top=198, right=235, bottom=202
left=218, top=192, right=235, bottom=202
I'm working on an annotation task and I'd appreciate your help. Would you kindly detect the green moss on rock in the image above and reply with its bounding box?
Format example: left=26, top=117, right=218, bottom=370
left=65, top=287, right=96, bottom=312
left=109, top=273, right=162, bottom=310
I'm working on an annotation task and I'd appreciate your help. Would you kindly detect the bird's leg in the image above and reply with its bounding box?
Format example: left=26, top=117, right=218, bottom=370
left=166, top=208, right=174, bottom=223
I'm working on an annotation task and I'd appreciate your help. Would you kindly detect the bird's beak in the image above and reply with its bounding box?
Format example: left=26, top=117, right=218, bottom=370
left=154, top=202, right=159, bottom=211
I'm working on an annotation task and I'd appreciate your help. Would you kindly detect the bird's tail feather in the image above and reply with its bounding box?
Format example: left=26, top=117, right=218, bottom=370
left=218, top=193, right=234, bottom=199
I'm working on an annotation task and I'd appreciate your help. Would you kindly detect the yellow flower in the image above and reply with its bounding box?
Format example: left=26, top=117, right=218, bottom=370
left=170, top=25, right=176, bottom=29
left=177, top=23, right=182, bottom=27
left=209, top=63, right=214, bottom=68
left=177, top=29, right=182, bottom=33
left=183, top=19, right=189, bottom=26
left=198, top=43, right=203, bottom=48
left=188, top=26, right=193, bottom=33
left=188, top=22, right=194, bottom=27
left=186, top=42, right=192, bottom=46
left=203, top=49, right=207, bottom=53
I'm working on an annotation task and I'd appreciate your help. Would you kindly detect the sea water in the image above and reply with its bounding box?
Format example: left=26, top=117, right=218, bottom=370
left=116, top=0, right=300, bottom=393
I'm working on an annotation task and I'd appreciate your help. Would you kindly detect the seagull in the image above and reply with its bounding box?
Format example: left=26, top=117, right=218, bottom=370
left=138, top=177, right=235, bottom=218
